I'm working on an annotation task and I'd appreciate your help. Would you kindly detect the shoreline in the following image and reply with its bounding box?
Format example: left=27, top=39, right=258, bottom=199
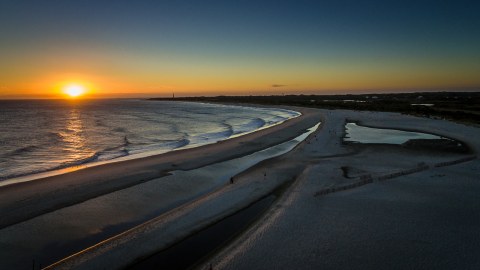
left=0, top=102, right=301, bottom=187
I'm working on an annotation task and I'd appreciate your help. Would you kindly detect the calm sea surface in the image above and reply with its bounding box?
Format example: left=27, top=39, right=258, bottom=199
left=0, top=99, right=299, bottom=180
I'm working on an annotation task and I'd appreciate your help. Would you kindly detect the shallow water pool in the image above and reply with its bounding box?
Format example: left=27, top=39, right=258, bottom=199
left=344, top=122, right=448, bottom=145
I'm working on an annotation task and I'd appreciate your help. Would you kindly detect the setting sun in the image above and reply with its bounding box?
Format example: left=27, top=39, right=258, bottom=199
left=64, top=84, right=86, bottom=98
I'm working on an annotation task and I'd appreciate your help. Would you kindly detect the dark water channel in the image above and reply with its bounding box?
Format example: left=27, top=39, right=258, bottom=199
left=127, top=194, right=277, bottom=270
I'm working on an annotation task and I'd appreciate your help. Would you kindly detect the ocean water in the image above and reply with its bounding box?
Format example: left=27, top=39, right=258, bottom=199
left=0, top=99, right=299, bottom=180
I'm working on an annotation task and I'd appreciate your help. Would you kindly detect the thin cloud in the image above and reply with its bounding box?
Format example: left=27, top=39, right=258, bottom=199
left=271, top=84, right=286, bottom=88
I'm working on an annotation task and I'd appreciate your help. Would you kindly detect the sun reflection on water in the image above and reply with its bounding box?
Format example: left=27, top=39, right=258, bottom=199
left=59, top=108, right=96, bottom=162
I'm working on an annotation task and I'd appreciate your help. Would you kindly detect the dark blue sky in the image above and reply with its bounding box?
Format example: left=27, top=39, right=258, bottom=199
left=1, top=0, right=479, bottom=97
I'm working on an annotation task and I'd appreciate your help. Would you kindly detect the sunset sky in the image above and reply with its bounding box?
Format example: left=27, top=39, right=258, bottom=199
left=1, top=0, right=479, bottom=98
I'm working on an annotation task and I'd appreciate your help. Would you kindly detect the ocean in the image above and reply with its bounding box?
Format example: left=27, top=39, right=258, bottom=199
left=0, top=99, right=299, bottom=180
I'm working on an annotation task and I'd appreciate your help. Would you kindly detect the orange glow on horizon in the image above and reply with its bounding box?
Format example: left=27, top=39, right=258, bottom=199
left=0, top=66, right=479, bottom=99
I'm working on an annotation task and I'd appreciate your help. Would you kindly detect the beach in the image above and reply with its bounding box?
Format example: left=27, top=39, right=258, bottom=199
left=200, top=109, right=480, bottom=270
left=0, top=106, right=479, bottom=269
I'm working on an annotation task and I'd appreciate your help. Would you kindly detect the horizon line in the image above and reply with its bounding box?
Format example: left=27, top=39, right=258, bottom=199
left=1, top=89, right=479, bottom=101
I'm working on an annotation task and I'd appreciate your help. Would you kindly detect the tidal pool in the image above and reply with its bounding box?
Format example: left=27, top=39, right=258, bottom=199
left=344, top=122, right=448, bottom=145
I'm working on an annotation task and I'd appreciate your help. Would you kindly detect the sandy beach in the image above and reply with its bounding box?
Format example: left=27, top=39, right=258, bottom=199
left=0, top=106, right=479, bottom=270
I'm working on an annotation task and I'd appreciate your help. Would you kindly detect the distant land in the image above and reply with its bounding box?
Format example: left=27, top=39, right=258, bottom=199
left=151, top=91, right=480, bottom=125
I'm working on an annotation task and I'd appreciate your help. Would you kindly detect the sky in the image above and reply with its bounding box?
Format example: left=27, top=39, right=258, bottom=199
left=1, top=0, right=479, bottom=98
